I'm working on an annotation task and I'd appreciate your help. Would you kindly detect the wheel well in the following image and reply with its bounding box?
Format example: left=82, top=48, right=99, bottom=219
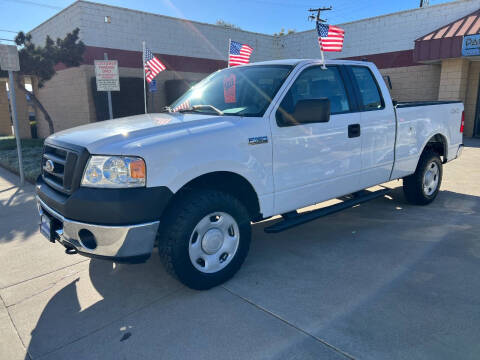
left=424, top=134, right=447, bottom=162
left=172, top=172, right=262, bottom=221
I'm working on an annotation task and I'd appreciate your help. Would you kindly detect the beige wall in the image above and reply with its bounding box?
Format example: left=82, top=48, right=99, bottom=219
left=0, top=77, right=32, bottom=139
left=36, top=66, right=93, bottom=138
left=380, top=64, right=441, bottom=102
left=0, top=79, right=12, bottom=136
left=464, top=61, right=480, bottom=138
left=438, top=58, right=470, bottom=102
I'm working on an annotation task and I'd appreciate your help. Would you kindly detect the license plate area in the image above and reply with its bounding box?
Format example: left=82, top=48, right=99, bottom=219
left=39, top=209, right=62, bottom=243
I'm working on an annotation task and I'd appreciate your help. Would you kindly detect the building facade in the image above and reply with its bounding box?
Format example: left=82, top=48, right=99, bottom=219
left=15, top=0, right=480, bottom=138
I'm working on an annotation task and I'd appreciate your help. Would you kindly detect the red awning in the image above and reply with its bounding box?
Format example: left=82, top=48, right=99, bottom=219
left=414, top=9, right=480, bottom=62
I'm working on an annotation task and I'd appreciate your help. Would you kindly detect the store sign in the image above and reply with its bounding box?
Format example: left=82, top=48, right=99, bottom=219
left=94, top=60, right=120, bottom=91
left=462, top=34, right=480, bottom=57
left=0, top=44, right=20, bottom=71
left=149, top=79, right=157, bottom=92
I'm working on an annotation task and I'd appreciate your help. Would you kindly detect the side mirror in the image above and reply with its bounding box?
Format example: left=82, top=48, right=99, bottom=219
left=291, top=98, right=330, bottom=124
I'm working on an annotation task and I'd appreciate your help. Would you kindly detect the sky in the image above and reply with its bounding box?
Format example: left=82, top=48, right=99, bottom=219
left=0, top=0, right=458, bottom=43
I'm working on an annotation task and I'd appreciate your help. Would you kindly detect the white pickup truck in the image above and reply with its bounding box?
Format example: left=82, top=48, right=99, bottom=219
left=36, top=59, right=464, bottom=289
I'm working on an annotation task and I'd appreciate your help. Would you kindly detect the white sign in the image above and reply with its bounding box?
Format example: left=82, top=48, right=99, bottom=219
left=0, top=44, right=20, bottom=71
left=94, top=60, right=120, bottom=91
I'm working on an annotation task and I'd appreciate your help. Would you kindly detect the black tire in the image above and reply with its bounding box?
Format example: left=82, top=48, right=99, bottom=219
left=158, top=189, right=251, bottom=290
left=403, top=148, right=443, bottom=205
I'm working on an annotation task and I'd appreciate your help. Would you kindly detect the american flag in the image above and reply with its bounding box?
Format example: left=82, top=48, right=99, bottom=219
left=228, top=40, right=253, bottom=67
left=144, top=47, right=166, bottom=83
left=173, top=99, right=190, bottom=112
left=316, top=22, right=345, bottom=52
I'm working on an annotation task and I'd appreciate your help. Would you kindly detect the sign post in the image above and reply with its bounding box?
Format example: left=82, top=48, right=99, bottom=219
left=0, top=44, right=24, bottom=186
left=94, top=56, right=120, bottom=120
left=148, top=79, right=156, bottom=112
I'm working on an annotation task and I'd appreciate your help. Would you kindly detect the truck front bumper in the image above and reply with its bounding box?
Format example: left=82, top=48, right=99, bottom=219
left=37, top=197, right=160, bottom=263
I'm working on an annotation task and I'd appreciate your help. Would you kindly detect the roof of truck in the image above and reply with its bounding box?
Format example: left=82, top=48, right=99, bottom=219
left=245, top=59, right=375, bottom=67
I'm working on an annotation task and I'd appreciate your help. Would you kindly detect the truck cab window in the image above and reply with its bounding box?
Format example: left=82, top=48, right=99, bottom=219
left=277, top=66, right=350, bottom=126
left=350, top=66, right=384, bottom=110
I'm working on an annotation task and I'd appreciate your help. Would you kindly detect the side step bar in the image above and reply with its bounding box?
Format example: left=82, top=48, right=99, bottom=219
left=264, top=188, right=390, bottom=234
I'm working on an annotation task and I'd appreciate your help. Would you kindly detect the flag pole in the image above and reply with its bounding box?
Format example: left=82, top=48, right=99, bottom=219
left=142, top=41, right=147, bottom=114
left=320, top=48, right=327, bottom=70
left=227, top=38, right=231, bottom=68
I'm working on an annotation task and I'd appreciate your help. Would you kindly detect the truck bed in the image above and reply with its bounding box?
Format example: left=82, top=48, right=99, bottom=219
left=396, top=100, right=462, bottom=108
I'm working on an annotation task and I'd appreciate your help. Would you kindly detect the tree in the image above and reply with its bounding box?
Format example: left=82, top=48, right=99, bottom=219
left=14, top=28, right=85, bottom=134
left=216, top=19, right=242, bottom=30
left=273, top=28, right=296, bottom=36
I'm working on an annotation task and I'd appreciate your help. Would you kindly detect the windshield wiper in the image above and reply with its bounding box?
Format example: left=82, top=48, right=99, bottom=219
left=178, top=104, right=224, bottom=116
left=159, top=106, right=172, bottom=113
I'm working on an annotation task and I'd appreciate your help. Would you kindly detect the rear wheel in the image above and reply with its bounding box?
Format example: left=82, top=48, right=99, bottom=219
left=403, top=149, right=442, bottom=205
left=158, top=190, right=251, bottom=290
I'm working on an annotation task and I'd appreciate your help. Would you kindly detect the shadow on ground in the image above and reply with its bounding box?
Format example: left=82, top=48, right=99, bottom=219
left=24, top=187, right=480, bottom=360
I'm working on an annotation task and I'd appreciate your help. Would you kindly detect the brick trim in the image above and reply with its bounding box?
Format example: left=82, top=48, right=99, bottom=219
left=77, top=46, right=227, bottom=73
left=340, top=49, right=418, bottom=69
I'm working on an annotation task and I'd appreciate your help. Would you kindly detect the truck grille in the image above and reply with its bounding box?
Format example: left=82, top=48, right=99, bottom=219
left=42, top=144, right=79, bottom=194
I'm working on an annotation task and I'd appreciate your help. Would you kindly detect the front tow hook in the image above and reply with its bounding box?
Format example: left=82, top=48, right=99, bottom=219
left=56, top=229, right=78, bottom=255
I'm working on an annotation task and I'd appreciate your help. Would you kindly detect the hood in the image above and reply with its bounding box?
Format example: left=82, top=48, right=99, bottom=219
left=48, top=113, right=231, bottom=154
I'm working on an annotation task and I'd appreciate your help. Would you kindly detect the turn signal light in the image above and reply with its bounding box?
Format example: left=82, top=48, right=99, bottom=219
left=460, top=111, right=464, bottom=133
left=129, top=159, right=146, bottom=179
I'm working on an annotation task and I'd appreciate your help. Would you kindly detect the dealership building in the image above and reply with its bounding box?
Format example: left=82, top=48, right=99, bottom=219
left=1, top=0, right=480, bottom=138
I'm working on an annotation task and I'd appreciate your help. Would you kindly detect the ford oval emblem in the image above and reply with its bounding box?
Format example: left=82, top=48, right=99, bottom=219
left=45, top=159, right=54, bottom=173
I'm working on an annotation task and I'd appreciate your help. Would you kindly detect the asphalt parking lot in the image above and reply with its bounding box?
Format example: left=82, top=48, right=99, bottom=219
left=1, top=139, right=479, bottom=360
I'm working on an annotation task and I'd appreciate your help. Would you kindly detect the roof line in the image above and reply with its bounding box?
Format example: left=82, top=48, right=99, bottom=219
left=28, top=0, right=78, bottom=34
left=415, top=7, right=480, bottom=41
left=289, top=0, right=478, bottom=37
left=29, top=0, right=274, bottom=39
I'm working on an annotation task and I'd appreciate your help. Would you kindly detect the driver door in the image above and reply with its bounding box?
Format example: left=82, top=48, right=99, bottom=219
left=269, top=65, right=363, bottom=214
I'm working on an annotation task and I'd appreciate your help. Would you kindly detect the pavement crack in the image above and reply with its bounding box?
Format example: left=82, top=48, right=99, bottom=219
left=222, top=286, right=356, bottom=360
left=0, top=258, right=89, bottom=290
left=0, top=292, right=33, bottom=360
left=5, top=270, right=86, bottom=308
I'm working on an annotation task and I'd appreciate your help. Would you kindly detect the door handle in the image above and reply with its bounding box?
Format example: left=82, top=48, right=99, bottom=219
left=348, top=124, right=361, bottom=138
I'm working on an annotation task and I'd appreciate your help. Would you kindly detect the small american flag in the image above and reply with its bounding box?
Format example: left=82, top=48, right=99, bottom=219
left=228, top=40, right=253, bottom=67
left=144, top=47, right=166, bottom=83
left=173, top=99, right=190, bottom=112
left=316, top=22, right=345, bottom=52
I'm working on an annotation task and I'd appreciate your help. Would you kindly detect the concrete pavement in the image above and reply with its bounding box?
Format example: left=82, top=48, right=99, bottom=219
left=1, top=139, right=479, bottom=360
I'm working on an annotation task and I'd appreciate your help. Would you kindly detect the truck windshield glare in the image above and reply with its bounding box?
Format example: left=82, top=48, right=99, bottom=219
left=170, top=65, right=293, bottom=117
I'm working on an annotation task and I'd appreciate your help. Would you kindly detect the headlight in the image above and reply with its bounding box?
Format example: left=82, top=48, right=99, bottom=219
left=81, top=156, right=146, bottom=188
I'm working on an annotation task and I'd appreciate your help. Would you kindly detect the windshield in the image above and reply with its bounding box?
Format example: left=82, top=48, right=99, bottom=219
left=170, top=65, right=293, bottom=117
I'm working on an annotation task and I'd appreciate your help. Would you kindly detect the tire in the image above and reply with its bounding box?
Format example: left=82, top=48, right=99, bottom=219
left=158, top=189, right=251, bottom=290
left=403, top=148, right=443, bottom=205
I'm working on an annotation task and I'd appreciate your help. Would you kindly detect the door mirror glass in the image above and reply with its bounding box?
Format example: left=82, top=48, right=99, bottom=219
left=277, top=98, right=331, bottom=126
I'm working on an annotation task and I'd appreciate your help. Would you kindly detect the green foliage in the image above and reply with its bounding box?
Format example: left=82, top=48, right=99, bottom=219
left=14, top=28, right=85, bottom=87
left=216, top=19, right=241, bottom=30
left=273, top=28, right=296, bottom=36
left=0, top=137, right=44, bottom=183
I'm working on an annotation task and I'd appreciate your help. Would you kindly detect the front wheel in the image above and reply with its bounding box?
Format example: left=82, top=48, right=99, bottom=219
left=158, top=190, right=251, bottom=290
left=403, top=149, right=443, bottom=205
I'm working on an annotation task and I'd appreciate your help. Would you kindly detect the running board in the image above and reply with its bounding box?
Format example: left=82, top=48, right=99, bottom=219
left=264, top=188, right=390, bottom=234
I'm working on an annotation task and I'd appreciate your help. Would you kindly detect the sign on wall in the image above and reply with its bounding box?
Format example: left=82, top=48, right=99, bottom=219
left=462, top=34, right=480, bottom=57
left=0, top=44, right=20, bottom=71
left=94, top=60, right=120, bottom=91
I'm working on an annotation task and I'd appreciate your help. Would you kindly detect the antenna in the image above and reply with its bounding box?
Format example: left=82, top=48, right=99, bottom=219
left=308, top=6, right=332, bottom=23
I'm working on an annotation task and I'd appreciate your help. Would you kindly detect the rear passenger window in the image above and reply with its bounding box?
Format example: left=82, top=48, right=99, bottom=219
left=350, top=66, right=384, bottom=111
left=277, top=66, right=351, bottom=120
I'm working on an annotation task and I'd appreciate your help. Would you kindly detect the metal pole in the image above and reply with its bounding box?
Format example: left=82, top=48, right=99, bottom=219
left=8, top=71, right=24, bottom=186
left=227, top=39, right=231, bottom=68
left=103, top=53, right=113, bottom=120
left=142, top=41, right=147, bottom=114
left=320, top=49, right=327, bottom=70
